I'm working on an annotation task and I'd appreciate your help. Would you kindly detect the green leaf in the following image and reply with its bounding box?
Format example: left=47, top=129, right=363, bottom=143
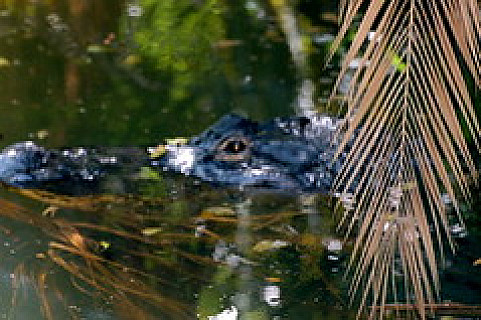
left=391, top=53, right=406, bottom=72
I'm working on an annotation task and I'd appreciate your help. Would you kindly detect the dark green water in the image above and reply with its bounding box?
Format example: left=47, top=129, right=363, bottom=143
left=0, top=1, right=479, bottom=319
left=0, top=1, right=307, bottom=148
left=0, top=1, right=353, bottom=319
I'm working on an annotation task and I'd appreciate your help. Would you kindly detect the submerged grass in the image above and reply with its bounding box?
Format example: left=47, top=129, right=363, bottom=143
left=0, top=186, right=349, bottom=319
left=0, top=189, right=206, bottom=319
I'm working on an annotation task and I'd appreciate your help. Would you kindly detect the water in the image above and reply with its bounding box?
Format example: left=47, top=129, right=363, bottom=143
left=0, top=1, right=479, bottom=319
left=0, top=1, right=303, bottom=148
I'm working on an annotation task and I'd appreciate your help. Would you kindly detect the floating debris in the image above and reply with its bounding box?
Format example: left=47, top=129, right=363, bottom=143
left=141, top=227, right=163, bottom=236
left=252, top=239, right=289, bottom=252
left=201, top=206, right=236, bottom=219
left=147, top=145, right=166, bottom=158
left=0, top=57, right=10, bottom=67
left=99, top=240, right=111, bottom=250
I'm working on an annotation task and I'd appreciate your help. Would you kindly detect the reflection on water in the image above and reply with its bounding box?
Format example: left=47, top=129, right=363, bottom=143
left=0, top=0, right=299, bottom=148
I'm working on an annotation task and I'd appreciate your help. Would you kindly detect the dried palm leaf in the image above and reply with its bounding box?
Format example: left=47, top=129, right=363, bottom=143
left=328, top=0, right=480, bottom=318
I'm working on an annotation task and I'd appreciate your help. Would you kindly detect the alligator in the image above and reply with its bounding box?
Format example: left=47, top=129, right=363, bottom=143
left=0, top=114, right=345, bottom=194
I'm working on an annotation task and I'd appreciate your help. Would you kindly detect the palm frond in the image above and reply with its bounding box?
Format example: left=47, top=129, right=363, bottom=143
left=328, top=0, right=480, bottom=317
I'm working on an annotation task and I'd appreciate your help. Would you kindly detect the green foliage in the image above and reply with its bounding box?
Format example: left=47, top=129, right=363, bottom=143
left=390, top=52, right=406, bottom=72
left=135, top=0, right=226, bottom=100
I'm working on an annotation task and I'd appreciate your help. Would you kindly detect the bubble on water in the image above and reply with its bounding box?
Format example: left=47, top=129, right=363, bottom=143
left=127, top=4, right=143, bottom=17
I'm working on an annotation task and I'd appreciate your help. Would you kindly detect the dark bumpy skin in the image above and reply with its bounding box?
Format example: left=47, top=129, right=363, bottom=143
left=0, top=114, right=344, bottom=193
left=158, top=114, right=344, bottom=192
left=0, top=142, right=147, bottom=194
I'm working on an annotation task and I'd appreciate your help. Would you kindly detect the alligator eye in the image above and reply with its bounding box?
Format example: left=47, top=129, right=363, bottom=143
left=216, top=136, right=251, bottom=161
left=223, top=140, right=247, bottom=153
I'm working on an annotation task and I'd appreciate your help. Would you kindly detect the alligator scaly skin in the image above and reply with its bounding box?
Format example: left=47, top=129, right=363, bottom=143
left=159, top=114, right=344, bottom=192
left=0, top=114, right=344, bottom=193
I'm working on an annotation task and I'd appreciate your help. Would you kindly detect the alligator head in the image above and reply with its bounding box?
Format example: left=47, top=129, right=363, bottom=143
left=158, top=114, right=343, bottom=192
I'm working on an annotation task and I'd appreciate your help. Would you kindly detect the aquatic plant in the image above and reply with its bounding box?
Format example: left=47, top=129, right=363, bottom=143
left=0, top=189, right=210, bottom=319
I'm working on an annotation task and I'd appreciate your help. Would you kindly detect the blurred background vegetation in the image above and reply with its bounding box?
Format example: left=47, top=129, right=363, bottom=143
left=0, top=0, right=343, bottom=149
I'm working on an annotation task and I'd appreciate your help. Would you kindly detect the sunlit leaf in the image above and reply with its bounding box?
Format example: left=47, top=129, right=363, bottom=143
left=141, top=227, right=163, bottom=236
left=252, top=240, right=289, bottom=252
left=265, top=277, right=282, bottom=283
left=165, top=138, right=188, bottom=146
left=99, top=241, right=111, bottom=250
left=0, top=57, right=11, bottom=67
left=391, top=52, right=406, bottom=72
left=86, top=44, right=111, bottom=53
left=36, top=129, right=49, bottom=139
left=122, top=54, right=142, bottom=66
left=200, top=206, right=236, bottom=219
